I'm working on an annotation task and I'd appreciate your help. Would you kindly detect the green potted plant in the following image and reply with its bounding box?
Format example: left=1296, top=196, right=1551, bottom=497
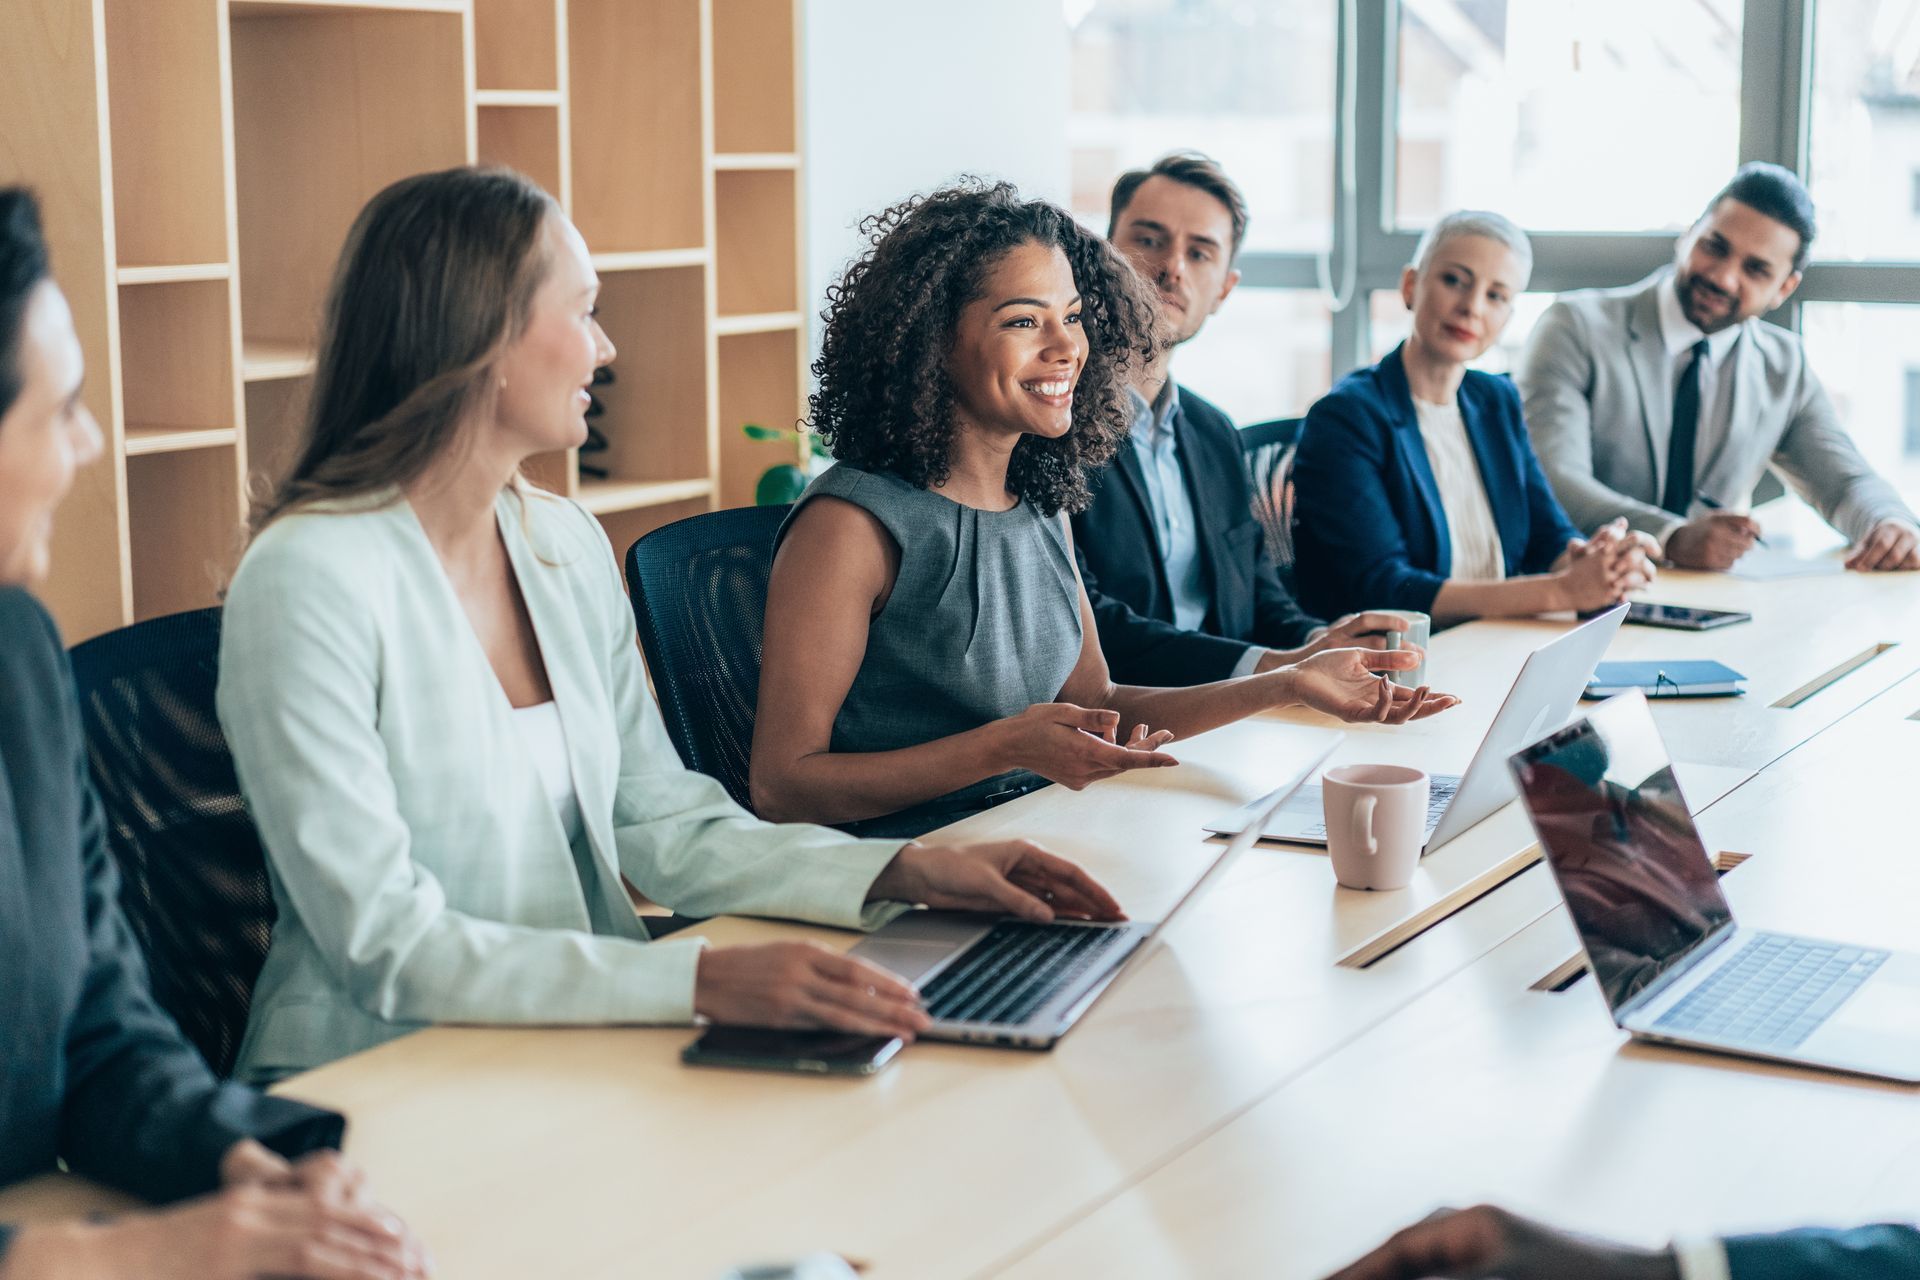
left=741, top=423, right=831, bottom=505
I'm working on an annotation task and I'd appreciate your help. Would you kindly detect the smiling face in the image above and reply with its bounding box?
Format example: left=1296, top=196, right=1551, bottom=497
left=944, top=239, right=1088, bottom=442
left=1673, top=197, right=1804, bottom=334
left=1401, top=233, right=1523, bottom=369
left=490, top=213, right=616, bottom=457
left=1110, top=174, right=1241, bottom=348
left=0, top=281, right=104, bottom=586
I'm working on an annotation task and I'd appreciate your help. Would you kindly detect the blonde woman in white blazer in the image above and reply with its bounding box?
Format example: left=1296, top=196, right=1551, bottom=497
left=218, top=167, right=1121, bottom=1083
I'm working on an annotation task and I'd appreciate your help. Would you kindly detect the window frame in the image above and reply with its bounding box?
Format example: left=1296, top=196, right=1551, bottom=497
left=1224, top=0, right=1920, bottom=391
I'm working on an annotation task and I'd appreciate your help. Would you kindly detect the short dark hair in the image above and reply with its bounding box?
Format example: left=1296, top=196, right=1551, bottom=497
left=1704, top=162, right=1817, bottom=272
left=0, top=188, right=52, bottom=420
left=809, top=179, right=1156, bottom=517
left=1108, top=151, right=1249, bottom=262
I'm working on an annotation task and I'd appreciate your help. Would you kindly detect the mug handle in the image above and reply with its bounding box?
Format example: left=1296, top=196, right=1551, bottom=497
left=1353, top=795, right=1377, bottom=857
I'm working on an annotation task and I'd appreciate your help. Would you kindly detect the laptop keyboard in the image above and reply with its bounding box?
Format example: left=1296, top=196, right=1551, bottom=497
left=920, top=921, right=1126, bottom=1026
left=1653, top=934, right=1888, bottom=1050
left=1298, top=774, right=1460, bottom=843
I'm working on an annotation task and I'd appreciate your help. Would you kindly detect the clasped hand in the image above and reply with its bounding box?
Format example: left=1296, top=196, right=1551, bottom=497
left=5, top=1141, right=430, bottom=1280
left=1557, top=519, right=1658, bottom=609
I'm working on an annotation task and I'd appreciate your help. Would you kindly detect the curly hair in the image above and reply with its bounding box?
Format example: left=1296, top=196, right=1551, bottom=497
left=808, top=179, right=1157, bottom=516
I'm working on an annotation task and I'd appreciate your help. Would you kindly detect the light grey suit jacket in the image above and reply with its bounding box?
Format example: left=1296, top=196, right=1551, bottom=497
left=1516, top=269, right=1913, bottom=543
left=218, top=488, right=905, bottom=1083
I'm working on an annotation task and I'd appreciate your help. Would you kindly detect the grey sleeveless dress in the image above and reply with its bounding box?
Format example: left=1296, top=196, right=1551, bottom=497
left=776, top=463, right=1084, bottom=837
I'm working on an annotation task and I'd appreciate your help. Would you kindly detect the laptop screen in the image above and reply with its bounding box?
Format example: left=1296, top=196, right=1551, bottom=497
left=1508, top=692, right=1733, bottom=1013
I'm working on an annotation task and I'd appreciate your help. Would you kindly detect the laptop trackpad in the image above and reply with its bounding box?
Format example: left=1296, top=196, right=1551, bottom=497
left=1827, top=963, right=1920, bottom=1040
left=851, top=913, right=993, bottom=983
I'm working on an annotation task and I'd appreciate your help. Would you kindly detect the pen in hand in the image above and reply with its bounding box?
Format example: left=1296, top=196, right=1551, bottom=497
left=1694, top=491, right=1768, bottom=548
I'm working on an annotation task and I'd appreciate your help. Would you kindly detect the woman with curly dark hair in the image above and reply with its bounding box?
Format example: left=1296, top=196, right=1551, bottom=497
left=753, top=181, right=1458, bottom=836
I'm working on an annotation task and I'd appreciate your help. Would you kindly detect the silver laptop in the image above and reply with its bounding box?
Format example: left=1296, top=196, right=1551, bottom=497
left=1209, top=604, right=1626, bottom=852
left=1512, top=691, right=1920, bottom=1084
left=848, top=736, right=1344, bottom=1049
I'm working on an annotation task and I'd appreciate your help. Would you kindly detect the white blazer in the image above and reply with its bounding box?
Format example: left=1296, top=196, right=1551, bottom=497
left=218, top=488, right=903, bottom=1082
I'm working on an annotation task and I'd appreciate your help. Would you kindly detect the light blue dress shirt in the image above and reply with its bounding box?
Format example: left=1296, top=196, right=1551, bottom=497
left=1127, top=384, right=1264, bottom=678
left=1128, top=382, right=1209, bottom=632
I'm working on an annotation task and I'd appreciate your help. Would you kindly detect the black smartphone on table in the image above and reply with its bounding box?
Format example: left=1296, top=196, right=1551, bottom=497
left=1624, top=601, right=1752, bottom=631
left=682, top=1027, right=905, bottom=1076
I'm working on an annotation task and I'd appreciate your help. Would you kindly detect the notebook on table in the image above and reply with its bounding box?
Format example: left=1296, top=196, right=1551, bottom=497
left=1583, top=660, right=1745, bottom=699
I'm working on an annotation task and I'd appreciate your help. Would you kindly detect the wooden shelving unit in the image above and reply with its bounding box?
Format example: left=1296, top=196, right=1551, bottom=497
left=5, top=0, right=810, bottom=641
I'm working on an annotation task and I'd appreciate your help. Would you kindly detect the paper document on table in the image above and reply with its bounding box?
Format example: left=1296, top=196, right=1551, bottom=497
left=1725, top=545, right=1845, bottom=580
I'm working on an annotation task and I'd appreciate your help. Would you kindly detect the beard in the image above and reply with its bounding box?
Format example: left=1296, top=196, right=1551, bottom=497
left=1674, top=270, right=1742, bottom=335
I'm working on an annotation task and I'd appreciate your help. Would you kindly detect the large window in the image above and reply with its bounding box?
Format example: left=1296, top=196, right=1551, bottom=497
left=1067, top=0, right=1920, bottom=475
left=1395, top=1, right=1743, bottom=231
left=1807, top=0, right=1920, bottom=260
left=1068, top=0, right=1335, bottom=255
left=1800, top=303, right=1920, bottom=491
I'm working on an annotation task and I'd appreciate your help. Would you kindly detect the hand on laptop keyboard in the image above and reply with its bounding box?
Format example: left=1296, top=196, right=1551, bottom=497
left=868, top=839, right=1128, bottom=923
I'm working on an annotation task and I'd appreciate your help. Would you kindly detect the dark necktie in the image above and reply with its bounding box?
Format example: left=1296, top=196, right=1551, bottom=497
left=1662, top=338, right=1711, bottom=515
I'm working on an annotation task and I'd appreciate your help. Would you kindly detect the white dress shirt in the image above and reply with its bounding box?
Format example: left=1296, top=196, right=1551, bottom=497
left=1414, top=396, right=1507, bottom=580
left=1655, top=276, right=1743, bottom=502
left=512, top=700, right=609, bottom=933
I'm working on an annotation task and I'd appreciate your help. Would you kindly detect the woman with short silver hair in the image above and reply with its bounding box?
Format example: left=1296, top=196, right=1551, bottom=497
left=1292, top=209, right=1657, bottom=624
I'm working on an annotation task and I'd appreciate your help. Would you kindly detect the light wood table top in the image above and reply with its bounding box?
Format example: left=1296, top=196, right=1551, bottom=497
left=250, top=716, right=1747, bottom=1278
left=5, top=549, right=1915, bottom=1279
left=1001, top=669, right=1920, bottom=1280
left=1263, top=558, right=1920, bottom=775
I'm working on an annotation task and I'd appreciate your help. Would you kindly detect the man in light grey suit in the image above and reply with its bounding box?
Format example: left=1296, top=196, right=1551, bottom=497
left=1518, top=163, right=1920, bottom=572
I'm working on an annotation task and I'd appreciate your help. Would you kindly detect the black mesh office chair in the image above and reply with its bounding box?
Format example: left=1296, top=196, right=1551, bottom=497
left=1240, top=416, right=1304, bottom=587
left=67, top=607, right=271, bottom=1077
left=626, top=504, right=789, bottom=811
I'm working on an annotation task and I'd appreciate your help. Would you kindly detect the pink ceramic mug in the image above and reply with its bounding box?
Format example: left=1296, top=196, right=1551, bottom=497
left=1323, top=763, right=1429, bottom=891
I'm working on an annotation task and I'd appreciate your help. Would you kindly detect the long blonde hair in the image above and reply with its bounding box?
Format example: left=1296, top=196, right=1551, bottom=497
left=247, top=166, right=557, bottom=537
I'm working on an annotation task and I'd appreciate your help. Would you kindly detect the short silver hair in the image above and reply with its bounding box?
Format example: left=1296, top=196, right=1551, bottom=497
left=1410, top=210, right=1533, bottom=290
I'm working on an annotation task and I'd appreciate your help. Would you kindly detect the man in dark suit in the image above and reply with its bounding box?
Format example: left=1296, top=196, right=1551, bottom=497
left=1327, top=1203, right=1920, bottom=1279
left=1077, top=153, right=1404, bottom=687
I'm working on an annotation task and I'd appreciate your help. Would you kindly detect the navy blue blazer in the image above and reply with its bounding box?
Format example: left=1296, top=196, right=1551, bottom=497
left=1728, top=1225, right=1920, bottom=1278
left=0, top=588, right=341, bottom=1256
left=1292, top=344, right=1581, bottom=619
left=1072, top=384, right=1322, bottom=686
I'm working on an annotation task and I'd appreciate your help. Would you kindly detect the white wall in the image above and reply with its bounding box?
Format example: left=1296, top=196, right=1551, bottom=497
left=802, top=2, right=1070, bottom=327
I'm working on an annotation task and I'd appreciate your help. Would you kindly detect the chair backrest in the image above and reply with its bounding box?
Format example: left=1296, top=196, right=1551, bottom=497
left=1240, top=417, right=1304, bottom=583
left=625, top=504, right=790, bottom=810
left=66, top=607, right=269, bottom=1078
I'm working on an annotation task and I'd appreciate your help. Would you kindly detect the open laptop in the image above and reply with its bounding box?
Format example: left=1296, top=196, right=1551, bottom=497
left=847, top=736, right=1344, bottom=1049
left=1511, top=691, right=1920, bottom=1083
left=1208, top=604, right=1626, bottom=853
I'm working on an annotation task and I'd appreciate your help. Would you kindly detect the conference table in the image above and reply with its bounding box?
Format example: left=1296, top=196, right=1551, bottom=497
left=5, top=516, right=1919, bottom=1278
